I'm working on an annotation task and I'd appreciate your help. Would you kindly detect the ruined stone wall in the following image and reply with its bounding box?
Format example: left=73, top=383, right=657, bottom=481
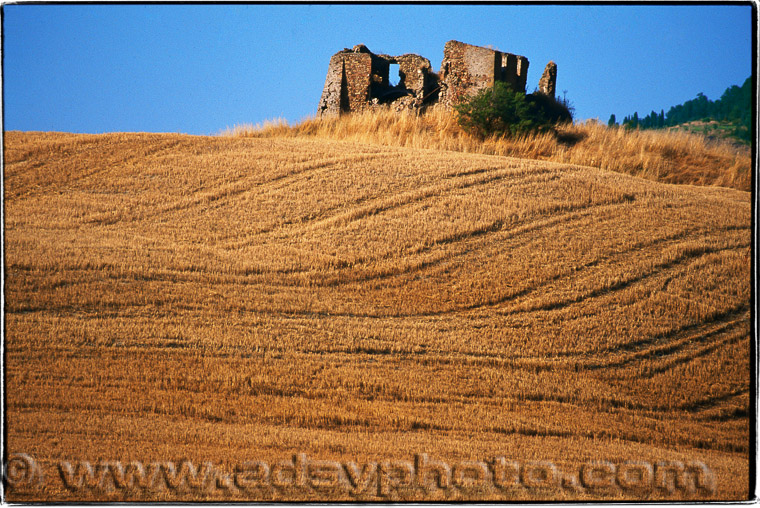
left=538, top=61, right=557, bottom=98
left=341, top=52, right=373, bottom=113
left=515, top=56, right=529, bottom=94
left=439, top=41, right=499, bottom=107
left=318, top=45, right=440, bottom=117
left=394, top=53, right=434, bottom=100
left=501, top=53, right=518, bottom=89
left=500, top=54, right=529, bottom=93
left=438, top=41, right=530, bottom=108
left=317, top=40, right=551, bottom=117
left=317, top=54, right=345, bottom=117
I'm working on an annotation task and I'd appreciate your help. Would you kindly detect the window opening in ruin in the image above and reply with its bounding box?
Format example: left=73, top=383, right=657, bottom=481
left=389, top=63, right=401, bottom=87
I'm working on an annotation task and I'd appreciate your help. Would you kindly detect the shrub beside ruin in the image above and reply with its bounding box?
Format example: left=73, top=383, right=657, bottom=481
left=454, top=82, right=573, bottom=139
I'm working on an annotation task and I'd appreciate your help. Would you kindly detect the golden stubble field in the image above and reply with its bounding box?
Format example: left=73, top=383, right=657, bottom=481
left=3, top=130, right=752, bottom=501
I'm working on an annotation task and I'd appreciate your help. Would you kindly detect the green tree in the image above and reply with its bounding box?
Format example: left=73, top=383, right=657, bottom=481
left=693, top=92, right=711, bottom=119
left=631, top=112, right=639, bottom=129
left=454, top=82, right=572, bottom=138
left=608, top=114, right=617, bottom=127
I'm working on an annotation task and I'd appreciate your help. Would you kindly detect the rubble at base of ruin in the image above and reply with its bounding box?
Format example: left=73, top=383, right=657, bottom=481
left=317, top=40, right=557, bottom=117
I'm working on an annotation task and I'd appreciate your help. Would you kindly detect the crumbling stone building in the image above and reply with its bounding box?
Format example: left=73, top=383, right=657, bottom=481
left=438, top=40, right=530, bottom=107
left=317, top=40, right=557, bottom=116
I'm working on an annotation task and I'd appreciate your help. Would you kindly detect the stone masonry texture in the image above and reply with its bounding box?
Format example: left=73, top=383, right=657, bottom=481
left=538, top=61, right=558, bottom=98
left=317, top=40, right=556, bottom=117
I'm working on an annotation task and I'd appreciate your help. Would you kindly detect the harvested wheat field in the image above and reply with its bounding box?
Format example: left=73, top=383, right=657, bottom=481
left=3, top=129, right=753, bottom=501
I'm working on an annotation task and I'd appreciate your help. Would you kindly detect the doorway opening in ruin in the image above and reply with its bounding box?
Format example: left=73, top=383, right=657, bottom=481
left=388, top=63, right=400, bottom=87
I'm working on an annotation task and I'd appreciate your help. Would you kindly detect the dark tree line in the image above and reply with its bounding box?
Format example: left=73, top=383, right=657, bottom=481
left=608, top=77, right=751, bottom=142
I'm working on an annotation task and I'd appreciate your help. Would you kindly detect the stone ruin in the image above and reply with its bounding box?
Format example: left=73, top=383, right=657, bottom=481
left=538, top=61, right=557, bottom=98
left=317, top=40, right=558, bottom=116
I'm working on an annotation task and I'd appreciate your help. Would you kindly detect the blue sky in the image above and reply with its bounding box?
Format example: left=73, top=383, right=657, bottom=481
left=3, top=3, right=754, bottom=135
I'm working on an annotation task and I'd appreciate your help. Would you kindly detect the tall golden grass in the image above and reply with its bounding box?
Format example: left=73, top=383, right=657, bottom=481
left=224, top=109, right=751, bottom=192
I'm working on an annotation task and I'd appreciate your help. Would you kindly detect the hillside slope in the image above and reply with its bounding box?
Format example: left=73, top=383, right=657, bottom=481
left=3, top=131, right=752, bottom=501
